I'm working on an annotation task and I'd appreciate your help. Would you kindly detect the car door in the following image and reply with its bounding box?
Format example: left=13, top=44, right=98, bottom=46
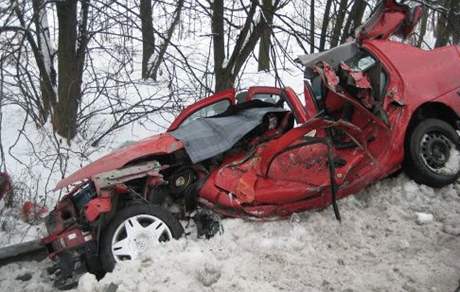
left=356, top=0, right=423, bottom=41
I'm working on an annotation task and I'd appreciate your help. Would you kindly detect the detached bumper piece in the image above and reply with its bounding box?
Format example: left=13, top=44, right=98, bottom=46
left=48, top=250, right=86, bottom=290
left=43, top=229, right=99, bottom=290
left=47, top=241, right=100, bottom=290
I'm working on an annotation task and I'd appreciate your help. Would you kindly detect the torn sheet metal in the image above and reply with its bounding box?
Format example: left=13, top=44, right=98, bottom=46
left=340, top=63, right=372, bottom=89
left=297, top=42, right=359, bottom=78
left=171, top=107, right=286, bottom=163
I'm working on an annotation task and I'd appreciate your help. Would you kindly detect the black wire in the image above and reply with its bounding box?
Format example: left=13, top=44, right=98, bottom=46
left=325, top=133, right=341, bottom=222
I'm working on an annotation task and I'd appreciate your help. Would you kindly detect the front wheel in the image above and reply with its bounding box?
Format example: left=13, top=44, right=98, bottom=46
left=404, top=118, right=460, bottom=188
left=99, top=204, right=184, bottom=273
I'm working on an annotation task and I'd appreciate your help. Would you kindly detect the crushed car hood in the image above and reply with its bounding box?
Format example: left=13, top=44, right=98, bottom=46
left=55, top=134, right=183, bottom=190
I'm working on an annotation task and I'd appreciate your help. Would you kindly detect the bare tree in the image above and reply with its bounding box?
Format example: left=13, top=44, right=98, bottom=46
left=309, top=0, right=315, bottom=53
left=341, top=0, right=366, bottom=43
left=149, top=0, right=184, bottom=81
left=211, top=0, right=282, bottom=91
left=258, top=0, right=275, bottom=71
left=53, top=0, right=89, bottom=140
left=140, top=0, right=155, bottom=79
left=329, top=0, right=349, bottom=48
left=319, top=0, right=333, bottom=51
left=416, top=8, right=429, bottom=48
left=435, top=0, right=460, bottom=47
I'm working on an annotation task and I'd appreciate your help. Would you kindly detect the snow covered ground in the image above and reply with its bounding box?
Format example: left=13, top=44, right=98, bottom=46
left=1, top=175, right=459, bottom=292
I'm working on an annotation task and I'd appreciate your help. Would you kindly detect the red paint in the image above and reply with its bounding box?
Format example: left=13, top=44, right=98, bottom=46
left=340, top=63, right=372, bottom=89
left=21, top=201, right=48, bottom=222
left=284, top=87, right=308, bottom=123
left=357, top=0, right=422, bottom=41
left=55, top=134, right=183, bottom=190
left=84, top=197, right=112, bottom=222
left=50, top=2, right=460, bottom=222
left=42, top=227, right=92, bottom=259
left=246, top=86, right=282, bottom=100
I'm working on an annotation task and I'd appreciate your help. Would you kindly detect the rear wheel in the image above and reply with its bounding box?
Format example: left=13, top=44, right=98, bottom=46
left=404, top=118, right=460, bottom=188
left=100, top=203, right=183, bottom=272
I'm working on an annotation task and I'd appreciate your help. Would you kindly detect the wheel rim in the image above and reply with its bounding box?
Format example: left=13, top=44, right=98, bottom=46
left=111, top=214, right=173, bottom=262
left=419, top=131, right=460, bottom=176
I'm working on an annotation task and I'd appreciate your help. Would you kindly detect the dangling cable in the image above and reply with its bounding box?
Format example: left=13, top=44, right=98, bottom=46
left=325, top=134, right=341, bottom=221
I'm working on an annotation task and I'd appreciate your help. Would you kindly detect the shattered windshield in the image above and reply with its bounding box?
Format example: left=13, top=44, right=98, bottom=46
left=344, top=53, right=377, bottom=72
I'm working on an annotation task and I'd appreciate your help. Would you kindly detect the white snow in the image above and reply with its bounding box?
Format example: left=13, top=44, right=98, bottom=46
left=0, top=175, right=459, bottom=292
left=415, top=212, right=434, bottom=225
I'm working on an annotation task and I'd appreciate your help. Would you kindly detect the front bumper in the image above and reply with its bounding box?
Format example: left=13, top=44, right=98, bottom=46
left=42, top=228, right=101, bottom=289
left=42, top=227, right=94, bottom=259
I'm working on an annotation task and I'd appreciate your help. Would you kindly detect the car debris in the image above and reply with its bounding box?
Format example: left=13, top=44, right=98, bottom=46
left=41, top=0, right=460, bottom=288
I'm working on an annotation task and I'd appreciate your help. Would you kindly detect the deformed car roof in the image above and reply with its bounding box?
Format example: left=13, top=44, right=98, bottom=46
left=297, top=42, right=360, bottom=78
left=170, top=106, right=286, bottom=163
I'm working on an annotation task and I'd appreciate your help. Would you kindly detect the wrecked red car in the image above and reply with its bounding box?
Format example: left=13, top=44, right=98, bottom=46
left=42, top=0, right=460, bottom=288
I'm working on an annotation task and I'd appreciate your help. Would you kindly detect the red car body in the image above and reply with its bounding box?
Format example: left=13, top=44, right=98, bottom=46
left=42, top=0, right=460, bottom=284
left=52, top=42, right=460, bottom=219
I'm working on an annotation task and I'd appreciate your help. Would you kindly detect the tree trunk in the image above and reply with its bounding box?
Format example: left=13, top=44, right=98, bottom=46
left=416, top=9, right=429, bottom=48
left=150, top=0, right=184, bottom=80
left=212, top=0, right=270, bottom=91
left=211, top=0, right=227, bottom=91
left=14, top=0, right=56, bottom=126
left=341, top=0, right=366, bottom=43
left=53, top=0, right=88, bottom=140
left=258, top=0, right=274, bottom=71
left=140, top=0, right=155, bottom=79
left=435, top=0, right=460, bottom=48
left=32, top=0, right=56, bottom=124
left=329, top=0, right=349, bottom=48
left=319, top=0, right=333, bottom=51
left=450, top=0, right=460, bottom=44
left=309, top=0, right=315, bottom=53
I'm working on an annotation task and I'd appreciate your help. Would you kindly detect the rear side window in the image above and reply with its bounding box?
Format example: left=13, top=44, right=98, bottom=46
left=252, top=93, right=281, bottom=104
left=236, top=91, right=281, bottom=105
left=181, top=100, right=231, bottom=126
left=343, top=50, right=388, bottom=102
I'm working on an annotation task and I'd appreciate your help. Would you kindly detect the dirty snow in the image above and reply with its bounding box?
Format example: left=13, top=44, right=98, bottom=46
left=1, top=175, right=459, bottom=292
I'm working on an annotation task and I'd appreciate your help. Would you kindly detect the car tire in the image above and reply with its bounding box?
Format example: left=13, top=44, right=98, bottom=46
left=99, top=203, right=184, bottom=273
left=404, top=118, right=460, bottom=188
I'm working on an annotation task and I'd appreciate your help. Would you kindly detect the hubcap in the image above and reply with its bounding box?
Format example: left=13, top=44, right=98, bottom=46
left=420, top=131, right=460, bottom=176
left=111, top=214, right=172, bottom=262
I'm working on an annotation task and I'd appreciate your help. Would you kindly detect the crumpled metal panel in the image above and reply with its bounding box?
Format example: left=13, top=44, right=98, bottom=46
left=297, top=42, right=359, bottom=78
left=55, top=134, right=182, bottom=190
left=170, top=107, right=286, bottom=163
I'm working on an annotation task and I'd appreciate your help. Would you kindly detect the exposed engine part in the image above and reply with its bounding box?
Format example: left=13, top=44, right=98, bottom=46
left=147, top=186, right=169, bottom=205
left=71, top=182, right=97, bottom=210
left=169, top=167, right=196, bottom=197
left=193, top=210, right=223, bottom=239
left=183, top=178, right=207, bottom=212
left=151, top=167, right=202, bottom=213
